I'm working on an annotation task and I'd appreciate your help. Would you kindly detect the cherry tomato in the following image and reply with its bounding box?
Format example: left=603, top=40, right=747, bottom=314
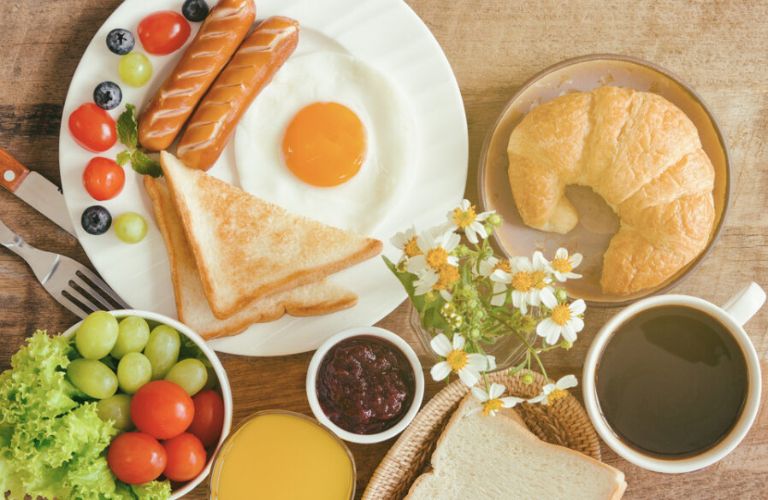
left=188, top=390, right=224, bottom=448
left=107, top=432, right=167, bottom=484
left=162, top=432, right=207, bottom=482
left=82, top=157, right=125, bottom=201
left=138, top=11, right=191, bottom=55
left=68, top=103, right=117, bottom=152
left=131, top=380, right=194, bottom=439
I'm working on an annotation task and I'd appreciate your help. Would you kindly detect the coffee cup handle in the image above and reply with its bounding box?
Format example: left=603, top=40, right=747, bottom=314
left=722, top=282, right=766, bottom=326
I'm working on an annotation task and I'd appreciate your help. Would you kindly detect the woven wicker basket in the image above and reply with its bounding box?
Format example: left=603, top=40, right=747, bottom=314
left=363, top=371, right=601, bottom=500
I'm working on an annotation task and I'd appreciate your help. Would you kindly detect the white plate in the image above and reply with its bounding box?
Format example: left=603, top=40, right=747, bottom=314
left=59, top=0, right=467, bottom=356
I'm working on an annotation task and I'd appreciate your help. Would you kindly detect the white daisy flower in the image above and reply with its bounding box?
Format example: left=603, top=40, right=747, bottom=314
left=492, top=256, right=533, bottom=313
left=528, top=374, right=578, bottom=405
left=491, top=253, right=555, bottom=313
left=470, top=383, right=526, bottom=416
left=478, top=255, right=512, bottom=306
left=430, top=334, right=493, bottom=387
left=406, top=230, right=460, bottom=275
left=536, top=292, right=586, bottom=345
left=546, top=247, right=583, bottom=282
left=391, top=226, right=421, bottom=258
left=448, top=199, right=494, bottom=244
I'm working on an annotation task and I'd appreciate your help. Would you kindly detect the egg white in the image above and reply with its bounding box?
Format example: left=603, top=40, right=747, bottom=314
left=234, top=51, right=414, bottom=235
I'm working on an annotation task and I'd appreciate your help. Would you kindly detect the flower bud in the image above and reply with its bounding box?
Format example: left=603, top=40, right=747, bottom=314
left=470, top=328, right=481, bottom=340
left=560, top=340, right=573, bottom=350
left=556, top=288, right=568, bottom=302
left=487, top=213, right=502, bottom=226
left=521, top=373, right=534, bottom=385
left=441, top=302, right=455, bottom=316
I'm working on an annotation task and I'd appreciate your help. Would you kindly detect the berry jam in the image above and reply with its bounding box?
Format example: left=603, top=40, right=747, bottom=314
left=316, top=336, right=415, bottom=435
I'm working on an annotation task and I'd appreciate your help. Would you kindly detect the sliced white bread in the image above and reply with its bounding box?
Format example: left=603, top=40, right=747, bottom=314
left=144, top=176, right=357, bottom=339
left=406, top=395, right=626, bottom=500
left=160, top=151, right=382, bottom=319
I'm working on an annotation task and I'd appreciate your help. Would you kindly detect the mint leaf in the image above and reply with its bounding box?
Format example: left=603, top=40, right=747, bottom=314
left=116, top=150, right=131, bottom=167
left=131, top=150, right=162, bottom=178
left=116, top=104, right=138, bottom=149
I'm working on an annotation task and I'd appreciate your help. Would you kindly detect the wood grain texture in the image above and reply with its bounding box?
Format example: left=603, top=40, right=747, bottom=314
left=0, top=0, right=766, bottom=498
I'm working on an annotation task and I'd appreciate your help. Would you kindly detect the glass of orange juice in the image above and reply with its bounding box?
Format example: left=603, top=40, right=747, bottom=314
left=209, top=410, right=356, bottom=500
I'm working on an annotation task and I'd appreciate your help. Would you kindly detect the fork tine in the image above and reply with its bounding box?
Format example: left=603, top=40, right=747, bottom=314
left=75, top=268, right=131, bottom=310
left=60, top=289, right=96, bottom=318
left=64, top=280, right=109, bottom=314
left=69, top=277, right=112, bottom=312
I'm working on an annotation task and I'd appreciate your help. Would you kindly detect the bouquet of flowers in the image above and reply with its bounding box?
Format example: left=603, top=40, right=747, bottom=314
left=385, top=200, right=586, bottom=416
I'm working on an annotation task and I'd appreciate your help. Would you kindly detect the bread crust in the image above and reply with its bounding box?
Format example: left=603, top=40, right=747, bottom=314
left=507, top=86, right=715, bottom=295
left=144, top=175, right=357, bottom=339
left=160, top=151, right=382, bottom=319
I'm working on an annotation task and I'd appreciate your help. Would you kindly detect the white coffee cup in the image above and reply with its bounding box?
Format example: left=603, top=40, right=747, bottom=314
left=582, top=282, right=766, bottom=473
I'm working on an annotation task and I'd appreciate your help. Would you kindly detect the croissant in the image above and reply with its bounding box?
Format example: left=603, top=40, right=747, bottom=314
left=507, top=86, right=715, bottom=295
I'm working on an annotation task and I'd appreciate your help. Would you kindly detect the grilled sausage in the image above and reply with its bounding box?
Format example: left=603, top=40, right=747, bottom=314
left=138, top=0, right=256, bottom=152
left=176, top=16, right=300, bottom=170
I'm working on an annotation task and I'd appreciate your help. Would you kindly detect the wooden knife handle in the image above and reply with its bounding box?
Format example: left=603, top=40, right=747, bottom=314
left=0, top=147, right=30, bottom=193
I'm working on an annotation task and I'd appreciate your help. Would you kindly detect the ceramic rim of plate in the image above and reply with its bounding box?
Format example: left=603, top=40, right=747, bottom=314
left=207, top=409, right=357, bottom=500
left=476, top=53, right=731, bottom=307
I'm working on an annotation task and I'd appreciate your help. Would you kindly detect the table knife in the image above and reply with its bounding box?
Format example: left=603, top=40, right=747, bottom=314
left=0, top=147, right=77, bottom=237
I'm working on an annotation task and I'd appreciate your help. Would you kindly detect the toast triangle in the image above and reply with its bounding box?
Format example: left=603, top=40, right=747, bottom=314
left=160, top=151, right=382, bottom=319
left=144, top=176, right=358, bottom=339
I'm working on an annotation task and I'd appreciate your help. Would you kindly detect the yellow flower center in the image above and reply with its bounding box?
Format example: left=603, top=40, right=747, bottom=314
left=551, top=304, right=572, bottom=325
left=446, top=349, right=468, bottom=372
left=436, top=265, right=459, bottom=290
left=511, top=272, right=533, bottom=292
left=552, top=257, right=572, bottom=273
left=404, top=237, right=421, bottom=257
left=482, top=398, right=504, bottom=416
left=494, top=260, right=512, bottom=274
left=531, top=270, right=547, bottom=289
left=426, top=247, right=449, bottom=270
left=547, top=389, right=568, bottom=404
left=452, top=205, right=477, bottom=229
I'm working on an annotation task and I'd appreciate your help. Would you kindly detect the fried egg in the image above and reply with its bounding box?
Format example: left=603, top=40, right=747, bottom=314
left=234, top=51, right=414, bottom=234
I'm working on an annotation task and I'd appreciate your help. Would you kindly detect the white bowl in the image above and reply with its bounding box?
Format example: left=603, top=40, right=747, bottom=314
left=62, top=309, right=233, bottom=499
left=306, top=326, right=424, bottom=444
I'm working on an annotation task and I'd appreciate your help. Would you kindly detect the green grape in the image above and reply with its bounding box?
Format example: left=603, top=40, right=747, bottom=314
left=118, top=52, right=152, bottom=87
left=144, top=325, right=180, bottom=379
left=67, top=359, right=118, bottom=399
left=117, top=352, right=152, bottom=394
left=114, top=212, right=148, bottom=244
left=111, top=316, right=150, bottom=359
left=75, top=311, right=119, bottom=360
left=97, top=394, right=133, bottom=431
left=165, top=358, right=208, bottom=396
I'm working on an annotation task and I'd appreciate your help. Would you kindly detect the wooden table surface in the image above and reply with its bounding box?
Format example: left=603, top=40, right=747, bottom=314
left=1, top=0, right=766, bottom=498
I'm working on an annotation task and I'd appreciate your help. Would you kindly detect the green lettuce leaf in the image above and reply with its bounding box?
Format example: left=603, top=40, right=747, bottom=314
left=0, top=331, right=170, bottom=500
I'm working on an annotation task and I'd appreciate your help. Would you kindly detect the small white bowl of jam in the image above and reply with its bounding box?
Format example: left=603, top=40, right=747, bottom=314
left=306, top=326, right=425, bottom=444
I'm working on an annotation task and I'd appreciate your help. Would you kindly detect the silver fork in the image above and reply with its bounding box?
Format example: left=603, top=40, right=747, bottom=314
left=0, top=218, right=129, bottom=318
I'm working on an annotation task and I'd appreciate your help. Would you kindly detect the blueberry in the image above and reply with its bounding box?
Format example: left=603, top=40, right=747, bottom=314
left=106, top=28, right=135, bottom=55
left=81, top=206, right=112, bottom=235
left=93, top=81, right=122, bottom=110
left=182, top=0, right=209, bottom=22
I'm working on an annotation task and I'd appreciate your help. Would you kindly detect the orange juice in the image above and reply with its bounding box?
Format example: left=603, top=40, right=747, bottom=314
left=209, top=411, right=355, bottom=500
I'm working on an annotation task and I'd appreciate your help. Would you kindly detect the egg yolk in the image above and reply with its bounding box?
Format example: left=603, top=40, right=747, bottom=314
left=281, top=102, right=367, bottom=187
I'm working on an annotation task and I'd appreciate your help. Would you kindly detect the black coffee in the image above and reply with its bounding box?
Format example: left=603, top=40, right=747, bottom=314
left=596, top=305, right=748, bottom=458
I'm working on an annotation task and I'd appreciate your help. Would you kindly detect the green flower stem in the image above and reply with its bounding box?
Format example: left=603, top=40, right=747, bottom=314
left=489, top=312, right=549, bottom=380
